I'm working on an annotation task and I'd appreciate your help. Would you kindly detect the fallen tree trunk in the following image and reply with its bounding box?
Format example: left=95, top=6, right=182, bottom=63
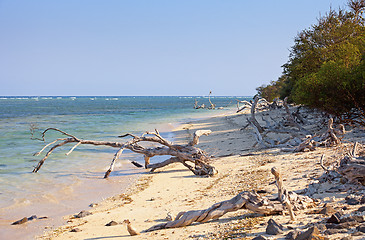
left=145, top=191, right=284, bottom=232
left=139, top=167, right=313, bottom=233
left=32, top=128, right=217, bottom=178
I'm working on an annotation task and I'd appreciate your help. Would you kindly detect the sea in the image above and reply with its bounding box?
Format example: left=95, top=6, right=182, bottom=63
left=0, top=96, right=249, bottom=239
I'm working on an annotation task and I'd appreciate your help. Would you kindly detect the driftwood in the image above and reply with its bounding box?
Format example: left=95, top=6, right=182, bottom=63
left=292, top=118, right=345, bottom=152
left=32, top=128, right=217, bottom=178
left=194, top=91, right=217, bottom=110
left=194, top=99, right=205, bottom=109
left=236, top=97, right=270, bottom=114
left=271, top=167, right=295, bottom=221
left=236, top=100, right=252, bottom=113
left=242, top=96, right=344, bottom=152
left=307, top=143, right=365, bottom=196
left=132, top=167, right=313, bottom=234
left=338, top=142, right=365, bottom=185
left=283, top=97, right=311, bottom=135
left=208, top=91, right=215, bottom=109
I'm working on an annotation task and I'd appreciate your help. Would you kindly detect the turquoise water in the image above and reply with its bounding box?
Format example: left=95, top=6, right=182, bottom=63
left=0, top=96, right=248, bottom=238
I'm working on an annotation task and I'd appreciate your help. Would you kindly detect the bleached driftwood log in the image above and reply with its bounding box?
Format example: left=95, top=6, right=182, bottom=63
left=32, top=128, right=217, bottom=178
left=145, top=191, right=283, bottom=232
left=135, top=167, right=313, bottom=234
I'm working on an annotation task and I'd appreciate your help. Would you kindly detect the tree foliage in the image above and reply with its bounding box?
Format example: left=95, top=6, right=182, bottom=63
left=257, top=0, right=365, bottom=124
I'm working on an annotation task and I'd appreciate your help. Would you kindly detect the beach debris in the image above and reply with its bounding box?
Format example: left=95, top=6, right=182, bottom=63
left=75, top=210, right=92, bottom=218
left=337, top=142, right=365, bottom=186
left=89, top=203, right=98, bottom=207
left=295, top=226, right=328, bottom=240
left=319, top=204, right=336, bottom=215
left=194, top=91, right=217, bottom=110
left=165, top=212, right=173, bottom=221
left=252, top=235, right=269, bottom=240
left=241, top=96, right=346, bottom=152
left=266, top=218, right=284, bottom=235
left=316, top=142, right=365, bottom=188
left=11, top=217, right=28, bottom=225
left=11, top=215, right=47, bottom=225
left=285, top=230, right=300, bottom=240
left=70, top=228, right=82, bottom=232
left=142, top=167, right=312, bottom=233
left=105, top=220, right=119, bottom=226
left=271, top=167, right=296, bottom=221
left=123, top=219, right=140, bottom=236
left=31, top=127, right=217, bottom=177
left=357, top=223, right=365, bottom=233
left=327, top=212, right=342, bottom=224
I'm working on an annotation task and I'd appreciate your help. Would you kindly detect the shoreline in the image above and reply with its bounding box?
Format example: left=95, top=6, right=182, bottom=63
left=1, top=107, right=236, bottom=240
left=17, top=105, right=365, bottom=239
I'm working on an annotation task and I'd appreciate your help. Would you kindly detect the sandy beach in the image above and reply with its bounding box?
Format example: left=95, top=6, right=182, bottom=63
left=33, top=106, right=365, bottom=240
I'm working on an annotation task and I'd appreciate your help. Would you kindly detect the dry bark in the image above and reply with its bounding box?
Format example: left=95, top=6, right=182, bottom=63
left=32, top=128, right=217, bottom=178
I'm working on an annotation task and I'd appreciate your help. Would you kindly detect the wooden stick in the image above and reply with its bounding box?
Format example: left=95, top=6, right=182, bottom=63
left=271, top=167, right=296, bottom=221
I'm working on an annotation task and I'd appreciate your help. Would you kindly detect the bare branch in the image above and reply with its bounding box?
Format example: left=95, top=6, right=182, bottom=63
left=32, top=128, right=216, bottom=177
left=65, top=142, right=82, bottom=156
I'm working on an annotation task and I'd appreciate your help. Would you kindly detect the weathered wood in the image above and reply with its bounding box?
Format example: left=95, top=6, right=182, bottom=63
left=132, top=167, right=314, bottom=235
left=250, top=96, right=264, bottom=133
left=32, top=128, right=217, bottom=178
left=208, top=90, right=215, bottom=109
left=236, top=100, right=252, bottom=113
left=337, top=142, right=365, bottom=185
left=283, top=97, right=311, bottom=135
left=189, top=130, right=212, bottom=146
left=271, top=167, right=295, bottom=221
left=144, top=191, right=283, bottom=232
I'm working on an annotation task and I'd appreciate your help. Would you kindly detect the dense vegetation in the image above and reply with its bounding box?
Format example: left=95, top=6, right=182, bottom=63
left=256, top=0, right=365, bottom=125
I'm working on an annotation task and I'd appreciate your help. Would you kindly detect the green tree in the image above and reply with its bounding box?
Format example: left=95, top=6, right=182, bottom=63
left=258, top=0, right=365, bottom=124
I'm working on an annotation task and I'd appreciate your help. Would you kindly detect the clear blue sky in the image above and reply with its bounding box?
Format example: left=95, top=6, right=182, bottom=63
left=0, top=0, right=347, bottom=96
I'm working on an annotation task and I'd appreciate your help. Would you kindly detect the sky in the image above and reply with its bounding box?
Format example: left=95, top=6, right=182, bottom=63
left=0, top=0, right=347, bottom=96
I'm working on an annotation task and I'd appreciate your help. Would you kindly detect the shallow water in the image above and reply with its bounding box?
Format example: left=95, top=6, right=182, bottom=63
left=0, top=96, right=249, bottom=239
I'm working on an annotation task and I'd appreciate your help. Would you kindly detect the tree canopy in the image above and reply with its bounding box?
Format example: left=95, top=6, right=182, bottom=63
left=256, top=0, right=365, bottom=124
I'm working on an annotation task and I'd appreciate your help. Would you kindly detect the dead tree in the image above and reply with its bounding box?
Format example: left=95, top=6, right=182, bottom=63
left=125, top=167, right=312, bottom=234
left=32, top=128, right=217, bottom=178
left=249, top=96, right=264, bottom=133
left=208, top=91, right=215, bottom=109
